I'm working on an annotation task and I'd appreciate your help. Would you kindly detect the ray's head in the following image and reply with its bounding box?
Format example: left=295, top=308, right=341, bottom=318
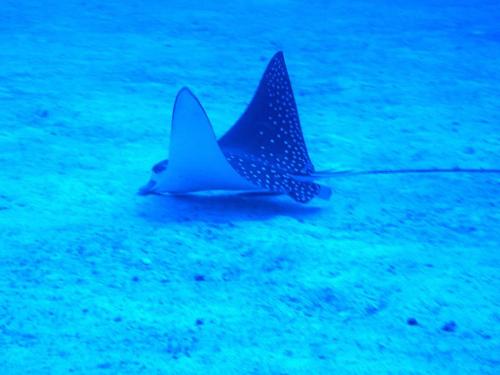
left=138, top=159, right=169, bottom=195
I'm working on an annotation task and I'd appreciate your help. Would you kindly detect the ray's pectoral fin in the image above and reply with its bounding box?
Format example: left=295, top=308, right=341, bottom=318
left=153, top=88, right=257, bottom=193
left=219, top=51, right=315, bottom=176
left=218, top=51, right=329, bottom=203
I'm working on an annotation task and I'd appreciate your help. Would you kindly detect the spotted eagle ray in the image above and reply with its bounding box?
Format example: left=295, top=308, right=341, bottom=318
left=139, top=52, right=500, bottom=203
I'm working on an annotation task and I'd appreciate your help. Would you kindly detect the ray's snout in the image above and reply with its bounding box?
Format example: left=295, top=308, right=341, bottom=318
left=138, top=180, right=157, bottom=195
left=138, top=159, right=169, bottom=195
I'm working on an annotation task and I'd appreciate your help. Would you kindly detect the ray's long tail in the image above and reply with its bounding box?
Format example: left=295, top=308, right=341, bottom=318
left=314, top=167, right=500, bottom=178
left=292, top=167, right=500, bottom=182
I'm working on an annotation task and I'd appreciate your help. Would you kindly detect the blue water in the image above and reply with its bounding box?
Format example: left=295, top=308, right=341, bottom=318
left=1, top=0, right=499, bottom=373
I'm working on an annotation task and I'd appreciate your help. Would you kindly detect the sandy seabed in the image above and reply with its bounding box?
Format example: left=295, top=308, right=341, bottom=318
left=0, top=0, right=499, bottom=373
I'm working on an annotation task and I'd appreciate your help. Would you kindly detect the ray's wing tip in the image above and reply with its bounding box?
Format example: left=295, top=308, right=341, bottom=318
left=174, top=86, right=207, bottom=114
left=271, top=51, right=285, bottom=63
left=177, top=86, right=195, bottom=98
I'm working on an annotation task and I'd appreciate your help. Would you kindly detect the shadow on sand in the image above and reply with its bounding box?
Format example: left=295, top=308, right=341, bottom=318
left=136, top=192, right=325, bottom=223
